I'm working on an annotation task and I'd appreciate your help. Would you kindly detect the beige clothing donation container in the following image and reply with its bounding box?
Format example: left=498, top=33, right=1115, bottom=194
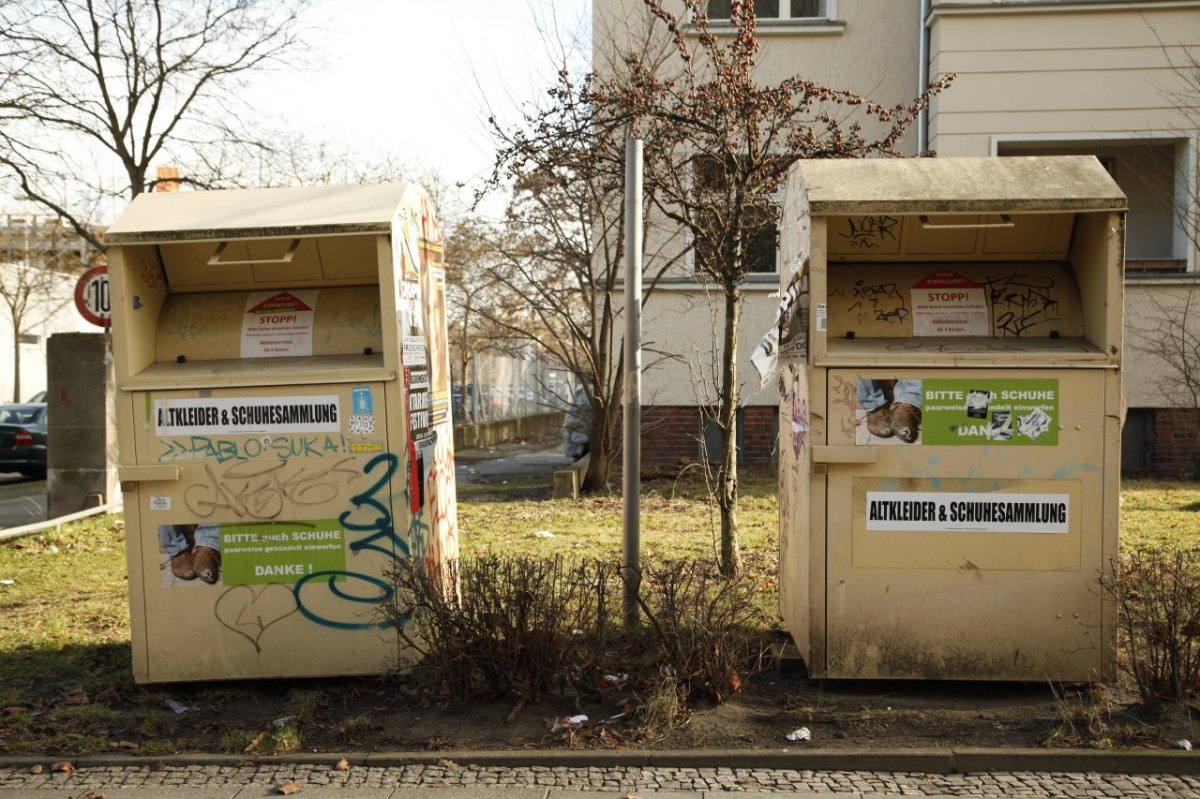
left=105, top=183, right=457, bottom=683
left=770, top=157, right=1126, bottom=681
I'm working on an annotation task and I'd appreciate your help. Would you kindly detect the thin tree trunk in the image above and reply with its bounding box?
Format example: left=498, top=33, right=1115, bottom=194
left=718, top=279, right=741, bottom=577
left=11, top=332, right=20, bottom=403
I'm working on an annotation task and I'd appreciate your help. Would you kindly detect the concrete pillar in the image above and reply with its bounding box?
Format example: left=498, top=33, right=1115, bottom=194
left=47, top=333, right=118, bottom=516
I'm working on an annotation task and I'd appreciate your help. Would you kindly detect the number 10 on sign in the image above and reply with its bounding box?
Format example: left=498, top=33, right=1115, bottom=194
left=74, top=265, right=111, bottom=328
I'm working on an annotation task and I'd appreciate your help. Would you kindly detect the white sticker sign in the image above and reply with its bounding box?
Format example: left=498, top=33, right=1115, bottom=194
left=240, top=290, right=318, bottom=358
left=154, top=396, right=341, bottom=436
left=911, top=269, right=989, bottom=337
left=866, top=491, right=1070, bottom=534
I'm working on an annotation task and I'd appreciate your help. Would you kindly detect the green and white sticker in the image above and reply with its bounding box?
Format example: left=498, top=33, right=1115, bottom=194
left=220, top=520, right=347, bottom=585
left=922, top=378, right=1058, bottom=446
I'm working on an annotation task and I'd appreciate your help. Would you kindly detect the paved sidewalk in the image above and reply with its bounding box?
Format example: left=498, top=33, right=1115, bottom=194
left=4, top=762, right=1200, bottom=798
left=455, top=441, right=571, bottom=491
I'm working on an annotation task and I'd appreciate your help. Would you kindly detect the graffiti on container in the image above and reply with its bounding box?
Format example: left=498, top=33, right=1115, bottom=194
left=830, top=280, right=908, bottom=326
left=159, top=434, right=347, bottom=463
left=837, top=215, right=899, bottom=249
left=294, top=452, right=407, bottom=630
left=873, top=307, right=910, bottom=324
left=140, top=258, right=163, bottom=289
left=830, top=374, right=859, bottom=438
left=325, top=306, right=383, bottom=341
left=183, top=457, right=358, bottom=519
left=213, top=584, right=299, bottom=654
left=421, top=439, right=457, bottom=576
left=983, top=273, right=1060, bottom=337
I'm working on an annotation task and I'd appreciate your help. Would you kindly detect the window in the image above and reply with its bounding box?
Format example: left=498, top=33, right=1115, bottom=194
left=692, top=218, right=778, bottom=275
left=706, top=0, right=830, bottom=21
left=999, top=141, right=1187, bottom=270
left=690, top=156, right=781, bottom=276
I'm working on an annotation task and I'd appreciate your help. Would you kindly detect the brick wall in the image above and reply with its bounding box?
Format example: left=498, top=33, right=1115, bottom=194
left=740, top=406, right=778, bottom=467
left=639, top=406, right=701, bottom=466
left=625, top=405, right=778, bottom=467
left=1150, top=407, right=1200, bottom=479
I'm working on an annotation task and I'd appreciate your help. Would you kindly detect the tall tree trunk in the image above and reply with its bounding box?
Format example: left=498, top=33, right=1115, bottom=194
left=718, top=279, right=741, bottom=577
left=582, top=402, right=617, bottom=492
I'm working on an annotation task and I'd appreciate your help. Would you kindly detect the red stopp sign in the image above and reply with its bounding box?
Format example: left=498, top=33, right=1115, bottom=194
left=74, top=265, right=111, bottom=328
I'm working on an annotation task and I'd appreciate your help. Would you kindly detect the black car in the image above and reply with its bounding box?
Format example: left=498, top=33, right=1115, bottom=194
left=0, top=403, right=48, bottom=478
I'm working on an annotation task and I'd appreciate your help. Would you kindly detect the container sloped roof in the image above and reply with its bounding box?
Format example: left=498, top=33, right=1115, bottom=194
left=792, top=156, right=1126, bottom=216
left=104, top=182, right=413, bottom=244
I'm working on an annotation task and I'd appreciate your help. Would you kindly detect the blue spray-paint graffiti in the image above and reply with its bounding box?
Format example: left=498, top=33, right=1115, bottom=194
left=294, top=452, right=409, bottom=630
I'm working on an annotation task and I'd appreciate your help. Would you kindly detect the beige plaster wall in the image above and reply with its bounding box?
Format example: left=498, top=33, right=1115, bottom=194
left=595, top=0, right=923, bottom=154
left=928, top=3, right=1200, bottom=153
left=1124, top=279, right=1200, bottom=408
left=639, top=284, right=779, bottom=406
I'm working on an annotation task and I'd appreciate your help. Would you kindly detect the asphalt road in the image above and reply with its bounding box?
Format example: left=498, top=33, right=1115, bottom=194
left=0, top=473, right=47, bottom=529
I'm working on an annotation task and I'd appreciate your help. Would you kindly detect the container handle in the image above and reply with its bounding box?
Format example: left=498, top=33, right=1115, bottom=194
left=206, top=239, right=301, bottom=266
left=918, top=214, right=1014, bottom=230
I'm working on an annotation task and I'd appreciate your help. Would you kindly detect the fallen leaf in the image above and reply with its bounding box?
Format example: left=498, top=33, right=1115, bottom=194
left=51, top=761, right=74, bottom=773
left=29, top=765, right=43, bottom=775
left=277, top=781, right=302, bottom=795
left=79, top=792, right=107, bottom=799
left=63, top=688, right=89, bottom=706
left=622, top=794, right=644, bottom=799
left=436, top=758, right=458, bottom=769
left=333, top=758, right=350, bottom=771
left=117, top=740, right=139, bottom=751
left=244, top=731, right=267, bottom=753
left=4, top=706, right=29, bottom=715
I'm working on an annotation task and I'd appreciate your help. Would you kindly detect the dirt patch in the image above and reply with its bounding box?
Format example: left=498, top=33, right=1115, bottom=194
left=6, top=657, right=1199, bottom=757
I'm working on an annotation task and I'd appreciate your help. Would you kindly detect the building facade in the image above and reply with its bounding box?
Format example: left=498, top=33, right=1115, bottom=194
left=0, top=215, right=100, bottom=404
left=594, top=0, right=1200, bottom=476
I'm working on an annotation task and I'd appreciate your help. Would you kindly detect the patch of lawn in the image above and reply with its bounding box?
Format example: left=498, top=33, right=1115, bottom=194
left=1, top=474, right=1197, bottom=756
left=1119, top=480, right=1200, bottom=551
left=457, top=469, right=779, bottom=561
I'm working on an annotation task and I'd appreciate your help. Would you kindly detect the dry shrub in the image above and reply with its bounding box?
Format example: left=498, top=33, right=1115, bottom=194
left=636, top=559, right=770, bottom=703
left=1103, top=548, right=1200, bottom=702
left=385, top=555, right=618, bottom=703
left=384, top=555, right=768, bottom=710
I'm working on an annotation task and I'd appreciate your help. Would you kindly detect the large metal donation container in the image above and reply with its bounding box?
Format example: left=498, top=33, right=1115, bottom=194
left=106, top=183, right=457, bottom=683
left=771, top=157, right=1126, bottom=681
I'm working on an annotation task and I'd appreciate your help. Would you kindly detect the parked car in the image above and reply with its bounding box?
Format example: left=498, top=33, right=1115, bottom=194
left=25, top=391, right=46, bottom=403
left=0, top=403, right=48, bottom=478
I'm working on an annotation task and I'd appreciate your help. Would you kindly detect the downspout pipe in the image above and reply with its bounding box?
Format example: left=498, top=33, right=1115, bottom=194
left=917, top=0, right=931, bottom=154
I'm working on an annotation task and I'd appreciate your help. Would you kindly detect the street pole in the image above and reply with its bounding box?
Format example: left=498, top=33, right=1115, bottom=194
left=623, top=139, right=643, bottom=629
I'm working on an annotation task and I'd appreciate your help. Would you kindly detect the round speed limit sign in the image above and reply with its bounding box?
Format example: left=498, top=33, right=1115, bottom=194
left=74, top=265, right=111, bottom=328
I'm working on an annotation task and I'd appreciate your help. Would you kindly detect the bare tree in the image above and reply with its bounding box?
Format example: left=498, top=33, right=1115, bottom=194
left=0, top=0, right=312, bottom=251
left=591, top=0, right=949, bottom=574
left=477, top=58, right=687, bottom=493
left=0, top=216, right=97, bottom=401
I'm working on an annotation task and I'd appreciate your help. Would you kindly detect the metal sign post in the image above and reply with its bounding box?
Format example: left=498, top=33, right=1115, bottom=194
left=623, top=139, right=643, bottom=629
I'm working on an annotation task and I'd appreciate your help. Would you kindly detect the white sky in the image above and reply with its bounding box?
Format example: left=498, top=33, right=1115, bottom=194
left=248, top=0, right=593, bottom=214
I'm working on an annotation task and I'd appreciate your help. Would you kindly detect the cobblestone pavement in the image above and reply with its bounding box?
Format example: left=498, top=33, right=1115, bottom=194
left=4, top=764, right=1200, bottom=797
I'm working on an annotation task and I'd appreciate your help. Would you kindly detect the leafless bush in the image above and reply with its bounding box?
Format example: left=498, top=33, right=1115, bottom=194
left=384, top=555, right=618, bottom=704
left=385, top=555, right=769, bottom=710
left=1103, top=548, right=1200, bottom=701
left=636, top=559, right=770, bottom=702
